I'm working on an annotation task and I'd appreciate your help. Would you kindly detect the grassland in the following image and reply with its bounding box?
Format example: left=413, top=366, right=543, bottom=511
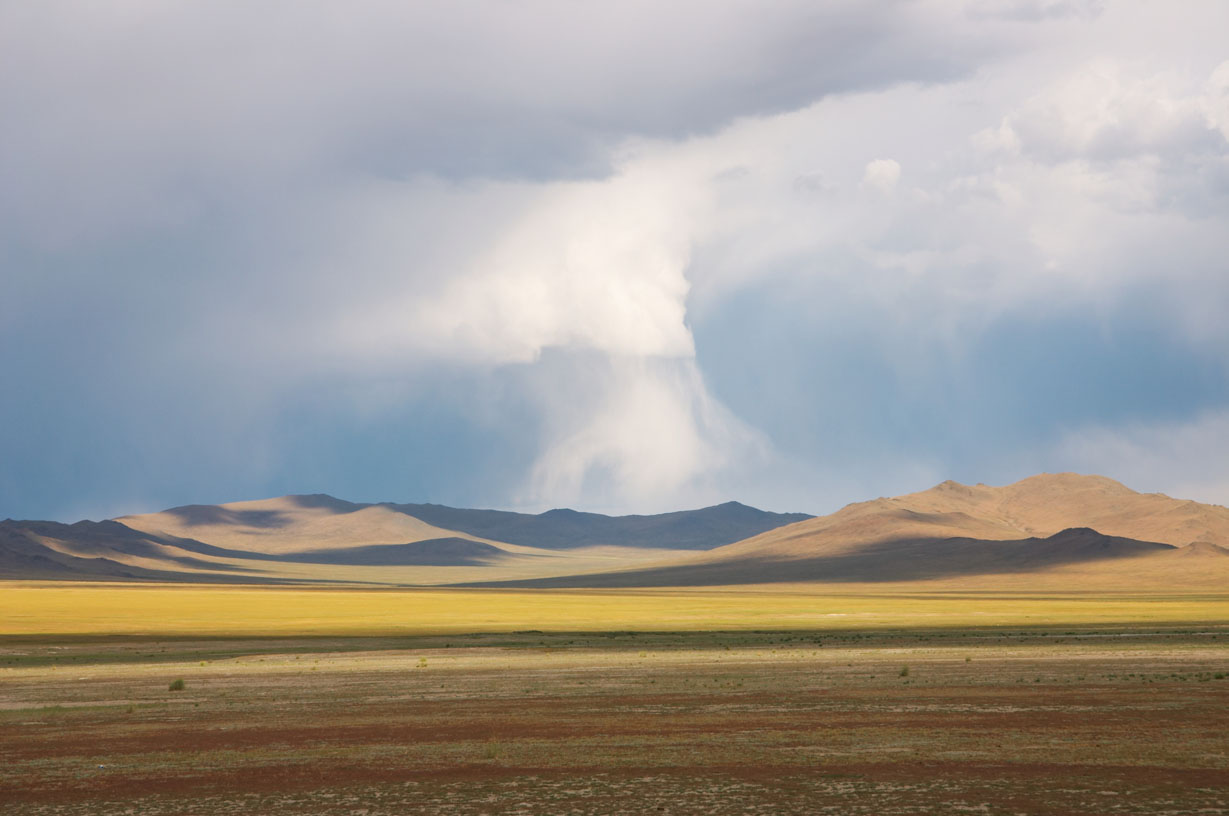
left=4, top=582, right=1229, bottom=638
left=2, top=583, right=1227, bottom=814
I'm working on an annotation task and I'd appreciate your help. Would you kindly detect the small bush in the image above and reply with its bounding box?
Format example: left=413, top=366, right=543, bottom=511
left=168, top=678, right=185, bottom=691
left=899, top=665, right=909, bottom=677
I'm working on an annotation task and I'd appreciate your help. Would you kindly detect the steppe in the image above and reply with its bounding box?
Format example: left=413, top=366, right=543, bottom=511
left=3, top=475, right=1228, bottom=813
left=2, top=584, right=1228, bottom=815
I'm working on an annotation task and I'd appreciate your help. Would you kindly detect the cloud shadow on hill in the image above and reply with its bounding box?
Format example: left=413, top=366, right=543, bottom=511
left=470, top=528, right=1176, bottom=588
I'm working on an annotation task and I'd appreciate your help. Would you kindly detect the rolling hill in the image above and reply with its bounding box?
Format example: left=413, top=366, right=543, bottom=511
left=382, top=501, right=813, bottom=550
left=0, top=520, right=277, bottom=582
left=1, top=495, right=812, bottom=584
left=120, top=495, right=811, bottom=553
left=482, top=474, right=1229, bottom=589
left=3, top=474, right=1227, bottom=588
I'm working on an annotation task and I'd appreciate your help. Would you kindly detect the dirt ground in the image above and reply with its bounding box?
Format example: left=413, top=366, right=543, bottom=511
left=2, top=627, right=1227, bottom=814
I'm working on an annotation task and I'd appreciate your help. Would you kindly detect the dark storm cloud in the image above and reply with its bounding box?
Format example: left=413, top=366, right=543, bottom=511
left=0, top=1, right=984, bottom=197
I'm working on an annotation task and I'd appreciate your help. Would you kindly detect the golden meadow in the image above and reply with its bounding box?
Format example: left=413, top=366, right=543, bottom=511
left=4, top=583, right=1227, bottom=637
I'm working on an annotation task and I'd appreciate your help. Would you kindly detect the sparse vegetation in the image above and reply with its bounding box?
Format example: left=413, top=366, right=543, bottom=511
left=0, top=583, right=1225, bottom=814
left=1, top=623, right=1226, bottom=815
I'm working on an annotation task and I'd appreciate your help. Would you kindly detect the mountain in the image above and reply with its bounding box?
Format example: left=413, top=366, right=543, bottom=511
left=1, top=495, right=811, bottom=584
left=0, top=519, right=275, bottom=582
left=480, top=474, right=1229, bottom=589
left=704, top=473, right=1229, bottom=561
left=4, top=475, right=1227, bottom=588
left=118, top=495, right=809, bottom=553
left=381, top=500, right=813, bottom=550
left=487, top=527, right=1176, bottom=587
left=118, top=495, right=473, bottom=555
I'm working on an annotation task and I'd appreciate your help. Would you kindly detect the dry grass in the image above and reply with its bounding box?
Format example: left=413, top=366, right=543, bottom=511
left=2, top=581, right=1226, bottom=813
left=2, top=582, right=1228, bottom=638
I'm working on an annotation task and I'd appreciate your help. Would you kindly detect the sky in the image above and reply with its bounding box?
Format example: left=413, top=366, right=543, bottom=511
left=2, top=0, right=1228, bottom=522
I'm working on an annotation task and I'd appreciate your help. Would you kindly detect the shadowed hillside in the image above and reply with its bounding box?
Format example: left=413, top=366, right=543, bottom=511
left=119, top=495, right=810, bottom=554
left=119, top=496, right=476, bottom=555
left=0, top=520, right=278, bottom=582
left=4, top=475, right=1227, bottom=588
left=2, top=495, right=811, bottom=583
left=487, top=527, right=1177, bottom=587
left=473, top=474, right=1229, bottom=589
left=383, top=500, right=813, bottom=550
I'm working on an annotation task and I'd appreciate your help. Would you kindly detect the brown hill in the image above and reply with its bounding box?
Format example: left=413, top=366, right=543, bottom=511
left=892, top=473, right=1229, bottom=547
left=5, top=475, right=1227, bottom=588
left=485, top=474, right=1229, bottom=589
left=118, top=495, right=489, bottom=555
left=706, top=473, right=1229, bottom=564
left=4, top=494, right=808, bottom=584
left=482, top=527, right=1177, bottom=588
left=0, top=520, right=278, bottom=583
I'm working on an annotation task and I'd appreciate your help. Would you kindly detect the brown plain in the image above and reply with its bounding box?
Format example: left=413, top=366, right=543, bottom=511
left=2, top=628, right=1226, bottom=815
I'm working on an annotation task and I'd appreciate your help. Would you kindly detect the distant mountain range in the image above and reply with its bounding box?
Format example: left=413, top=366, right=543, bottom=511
left=0, top=497, right=811, bottom=584
left=3, top=474, right=1228, bottom=588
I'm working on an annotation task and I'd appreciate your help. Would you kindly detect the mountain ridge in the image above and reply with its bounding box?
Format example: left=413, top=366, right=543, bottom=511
left=469, top=473, right=1229, bottom=589
left=2, top=474, right=1227, bottom=588
left=1, top=494, right=814, bottom=584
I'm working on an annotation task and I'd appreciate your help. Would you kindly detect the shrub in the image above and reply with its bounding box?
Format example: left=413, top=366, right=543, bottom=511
left=899, top=665, right=909, bottom=677
left=168, top=678, right=185, bottom=691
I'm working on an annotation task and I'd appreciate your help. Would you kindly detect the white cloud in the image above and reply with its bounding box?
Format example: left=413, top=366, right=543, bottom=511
left=1203, top=60, right=1229, bottom=141
left=965, top=0, right=1104, bottom=21
left=862, top=159, right=902, bottom=192
left=1050, top=411, right=1229, bottom=507
left=526, top=356, right=770, bottom=512
left=365, top=168, right=704, bottom=364
left=980, top=60, right=1223, bottom=164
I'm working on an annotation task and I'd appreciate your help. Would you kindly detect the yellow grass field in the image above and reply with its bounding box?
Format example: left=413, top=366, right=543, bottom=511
left=3, top=582, right=1227, bottom=637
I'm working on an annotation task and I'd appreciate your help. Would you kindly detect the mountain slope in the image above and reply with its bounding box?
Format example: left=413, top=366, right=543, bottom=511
left=479, top=474, right=1229, bottom=588
left=0, top=520, right=274, bottom=582
left=477, top=527, right=1178, bottom=587
left=5, top=475, right=1226, bottom=588
left=3, top=494, right=811, bottom=583
left=120, top=495, right=811, bottom=554
left=889, top=473, right=1229, bottom=548
left=384, top=500, right=813, bottom=550
left=692, top=473, right=1229, bottom=564
left=119, top=495, right=484, bottom=556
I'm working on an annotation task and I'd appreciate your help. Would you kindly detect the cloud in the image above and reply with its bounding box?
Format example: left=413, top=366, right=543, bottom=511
left=334, top=165, right=704, bottom=365
left=525, top=355, right=770, bottom=512
left=0, top=0, right=990, bottom=252
left=862, top=159, right=902, bottom=192
left=1203, top=60, right=1229, bottom=141
left=965, top=0, right=1104, bottom=22
left=977, top=60, right=1226, bottom=164
left=2, top=0, right=1228, bottom=520
left=1050, top=411, right=1229, bottom=507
